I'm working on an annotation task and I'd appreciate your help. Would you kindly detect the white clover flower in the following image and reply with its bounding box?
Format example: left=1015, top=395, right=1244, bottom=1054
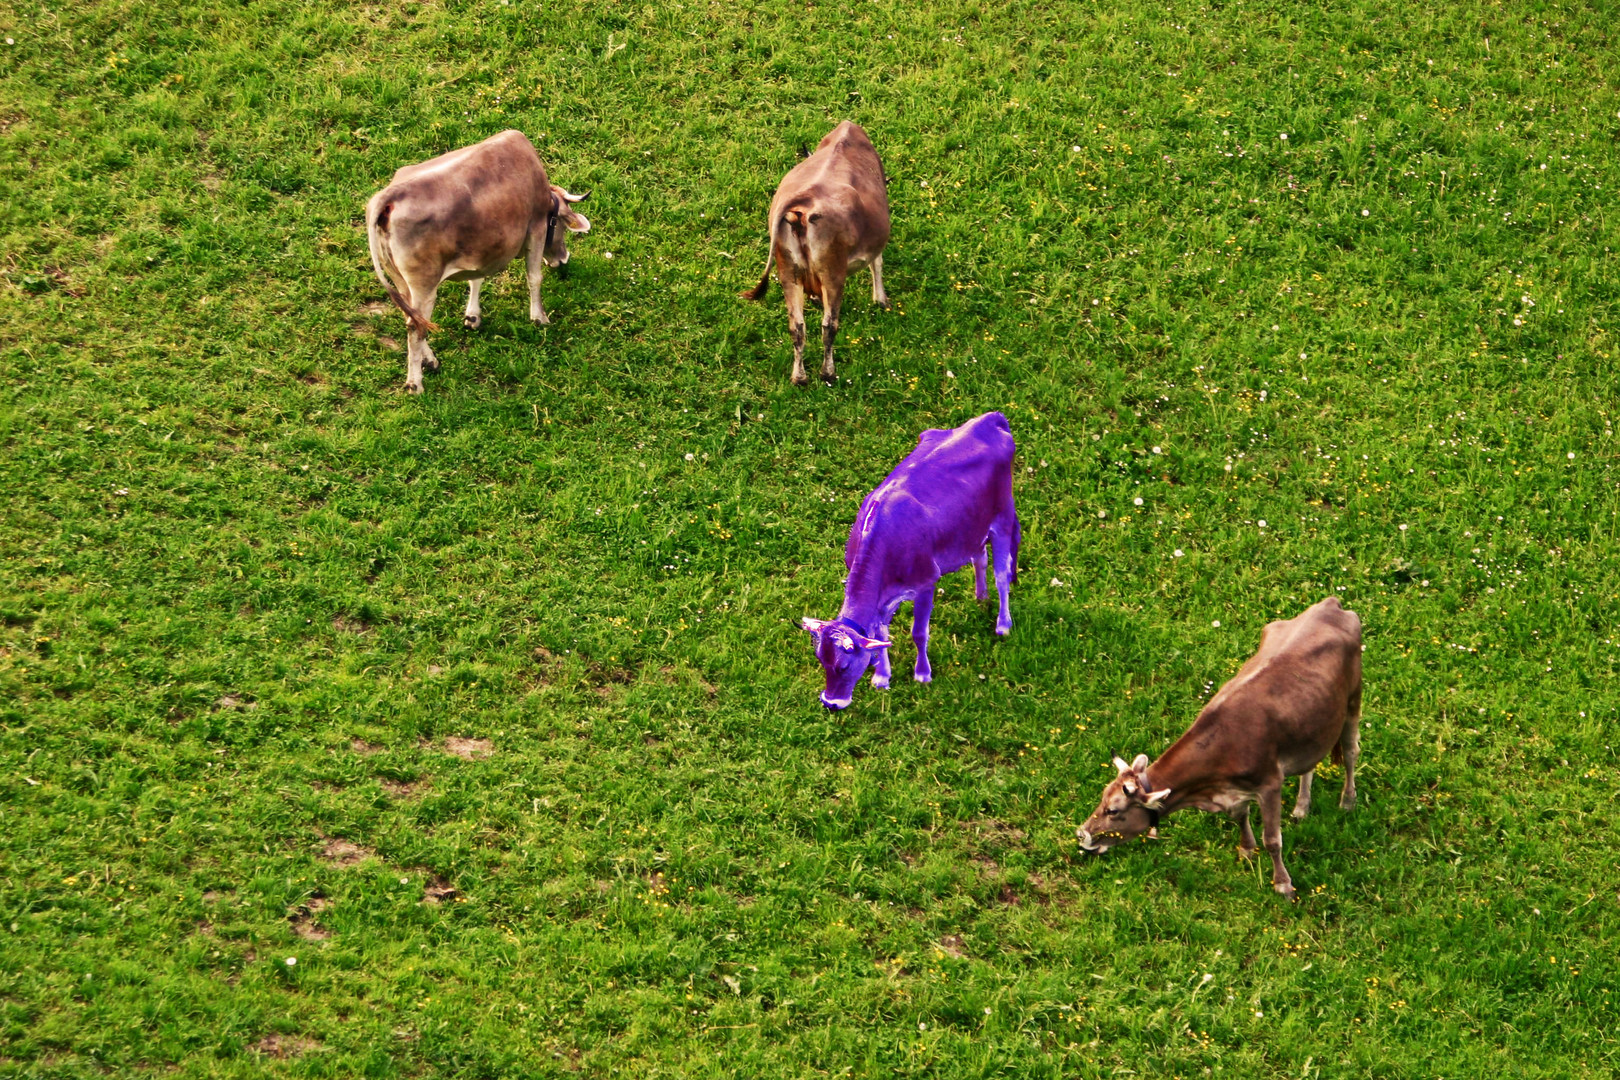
left=1258, top=519, right=1267, bottom=528
left=285, top=957, right=297, bottom=967
left=1174, top=549, right=1185, bottom=558
left=1212, top=620, right=1221, bottom=627
left=1279, top=133, right=1288, bottom=140
left=1361, top=209, right=1369, bottom=217
left=684, top=453, right=695, bottom=461
left=1134, top=497, right=1143, bottom=506
left=945, top=370, right=955, bottom=378
left=1097, top=510, right=1107, bottom=519
left=1567, top=452, right=1575, bottom=459
left=1151, top=445, right=1162, bottom=454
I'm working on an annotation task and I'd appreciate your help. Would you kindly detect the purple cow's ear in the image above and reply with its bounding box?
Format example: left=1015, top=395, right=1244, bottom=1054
left=801, top=617, right=831, bottom=634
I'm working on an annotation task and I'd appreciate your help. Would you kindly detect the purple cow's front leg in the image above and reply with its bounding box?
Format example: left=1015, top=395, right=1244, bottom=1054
left=871, top=620, right=893, bottom=689
left=991, top=542, right=1014, bottom=636
left=911, top=586, right=935, bottom=683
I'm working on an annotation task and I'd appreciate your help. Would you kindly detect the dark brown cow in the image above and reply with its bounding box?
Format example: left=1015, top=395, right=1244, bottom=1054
left=1076, top=597, right=1363, bottom=900
left=744, top=121, right=890, bottom=386
left=366, top=129, right=590, bottom=394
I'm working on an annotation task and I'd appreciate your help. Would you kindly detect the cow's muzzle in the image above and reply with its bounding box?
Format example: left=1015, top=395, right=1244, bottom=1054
left=820, top=694, right=851, bottom=712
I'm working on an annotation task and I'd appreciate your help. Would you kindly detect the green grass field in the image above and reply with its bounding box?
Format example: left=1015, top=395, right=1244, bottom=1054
left=3, top=0, right=1619, bottom=1075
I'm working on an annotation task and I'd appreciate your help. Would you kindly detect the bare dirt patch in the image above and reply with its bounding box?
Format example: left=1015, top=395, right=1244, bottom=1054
left=331, top=613, right=371, bottom=635
left=997, top=884, right=1020, bottom=906
left=289, top=896, right=331, bottom=940
left=420, top=875, right=457, bottom=905
left=381, top=776, right=431, bottom=800
left=253, top=1034, right=321, bottom=1059
left=359, top=301, right=391, bottom=317
left=442, top=737, right=493, bottom=760
left=215, top=694, right=257, bottom=710
left=320, top=837, right=373, bottom=868
left=351, top=738, right=384, bottom=755
left=938, top=934, right=968, bottom=960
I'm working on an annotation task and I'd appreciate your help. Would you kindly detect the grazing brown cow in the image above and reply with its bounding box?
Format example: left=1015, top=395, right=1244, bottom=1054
left=744, top=121, right=890, bottom=386
left=366, top=129, right=590, bottom=394
left=1076, top=597, right=1363, bottom=900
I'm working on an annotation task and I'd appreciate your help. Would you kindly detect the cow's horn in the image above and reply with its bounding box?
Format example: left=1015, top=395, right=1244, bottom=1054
left=564, top=189, right=590, bottom=203
left=1112, top=755, right=1131, bottom=775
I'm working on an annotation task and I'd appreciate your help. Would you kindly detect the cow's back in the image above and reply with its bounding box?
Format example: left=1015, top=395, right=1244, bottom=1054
left=772, top=122, right=889, bottom=247
left=378, top=131, right=549, bottom=266
left=847, top=413, right=1014, bottom=573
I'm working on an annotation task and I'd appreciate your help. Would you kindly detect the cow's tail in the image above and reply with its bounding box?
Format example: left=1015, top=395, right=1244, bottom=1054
left=742, top=247, right=773, bottom=301
left=367, top=195, right=438, bottom=335
left=1330, top=742, right=1344, bottom=766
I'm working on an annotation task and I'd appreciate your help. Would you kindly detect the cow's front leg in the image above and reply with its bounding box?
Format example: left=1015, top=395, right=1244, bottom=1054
left=1230, top=806, right=1257, bottom=860
left=783, top=278, right=808, bottom=386
left=404, top=287, right=438, bottom=392
left=1291, top=770, right=1314, bottom=820
left=910, top=586, right=935, bottom=683
left=464, top=279, right=483, bottom=329
left=1340, top=688, right=1361, bottom=811
left=870, top=621, right=892, bottom=690
left=871, top=252, right=890, bottom=309
left=526, top=245, right=550, bottom=325
left=1258, top=782, right=1295, bottom=900
left=990, top=532, right=1015, bottom=636
left=819, top=271, right=846, bottom=384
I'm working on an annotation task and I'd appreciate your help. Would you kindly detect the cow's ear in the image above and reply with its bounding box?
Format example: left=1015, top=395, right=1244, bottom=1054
left=801, top=617, right=831, bottom=634
left=563, top=210, right=591, bottom=234
left=1131, top=754, right=1150, bottom=772
left=1143, top=788, right=1171, bottom=809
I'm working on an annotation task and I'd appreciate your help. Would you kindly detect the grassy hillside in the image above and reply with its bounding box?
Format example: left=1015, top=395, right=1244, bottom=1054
left=2, top=0, right=1618, bottom=1075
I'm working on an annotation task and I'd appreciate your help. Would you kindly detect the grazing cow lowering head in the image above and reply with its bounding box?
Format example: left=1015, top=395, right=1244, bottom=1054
left=364, top=129, right=592, bottom=394
left=801, top=617, right=891, bottom=710
left=801, top=412, right=1020, bottom=712
left=1077, top=755, right=1172, bottom=853
left=1075, top=597, right=1362, bottom=900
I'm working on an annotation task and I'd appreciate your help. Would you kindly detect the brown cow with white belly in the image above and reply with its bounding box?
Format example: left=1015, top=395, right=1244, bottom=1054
left=1077, top=597, right=1363, bottom=900
left=744, top=121, right=890, bottom=386
left=366, top=129, right=590, bottom=394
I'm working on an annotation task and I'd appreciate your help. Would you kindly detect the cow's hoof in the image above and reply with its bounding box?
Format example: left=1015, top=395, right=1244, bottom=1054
left=1274, top=883, right=1298, bottom=902
left=820, top=370, right=837, bottom=385
left=913, top=671, right=932, bottom=684
left=995, top=624, right=1012, bottom=637
left=1340, top=794, right=1357, bottom=811
left=791, top=373, right=810, bottom=387
left=423, top=356, right=440, bottom=372
left=463, top=315, right=481, bottom=330
left=871, top=675, right=890, bottom=690
left=1291, top=806, right=1310, bottom=821
left=405, top=382, right=424, bottom=395
left=1237, top=846, right=1257, bottom=862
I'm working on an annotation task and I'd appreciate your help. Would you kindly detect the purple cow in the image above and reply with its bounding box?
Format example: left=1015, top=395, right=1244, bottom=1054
left=802, top=411, right=1020, bottom=710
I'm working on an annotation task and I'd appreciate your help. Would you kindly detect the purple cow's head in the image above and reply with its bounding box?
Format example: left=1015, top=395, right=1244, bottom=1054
left=801, top=617, right=891, bottom=710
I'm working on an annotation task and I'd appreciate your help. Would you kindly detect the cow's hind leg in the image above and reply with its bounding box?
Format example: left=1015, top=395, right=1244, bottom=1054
left=871, top=253, right=890, bottom=309
left=1258, top=781, right=1296, bottom=900
left=1291, top=770, right=1314, bottom=821
left=911, top=585, right=935, bottom=683
left=1339, top=686, right=1361, bottom=811
left=464, top=279, right=483, bottom=329
left=404, top=286, right=439, bottom=392
left=783, top=277, right=809, bottom=386
left=818, top=268, right=847, bottom=384
left=972, top=551, right=988, bottom=601
left=988, top=521, right=1016, bottom=636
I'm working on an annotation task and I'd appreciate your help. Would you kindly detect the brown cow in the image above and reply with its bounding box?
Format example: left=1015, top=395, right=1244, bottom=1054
left=1076, top=597, right=1362, bottom=900
left=744, top=121, right=890, bottom=386
left=366, top=129, right=590, bottom=394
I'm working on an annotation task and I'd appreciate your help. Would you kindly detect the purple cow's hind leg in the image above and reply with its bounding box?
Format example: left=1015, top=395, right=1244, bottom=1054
left=972, top=551, right=988, bottom=600
left=911, top=586, right=935, bottom=682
